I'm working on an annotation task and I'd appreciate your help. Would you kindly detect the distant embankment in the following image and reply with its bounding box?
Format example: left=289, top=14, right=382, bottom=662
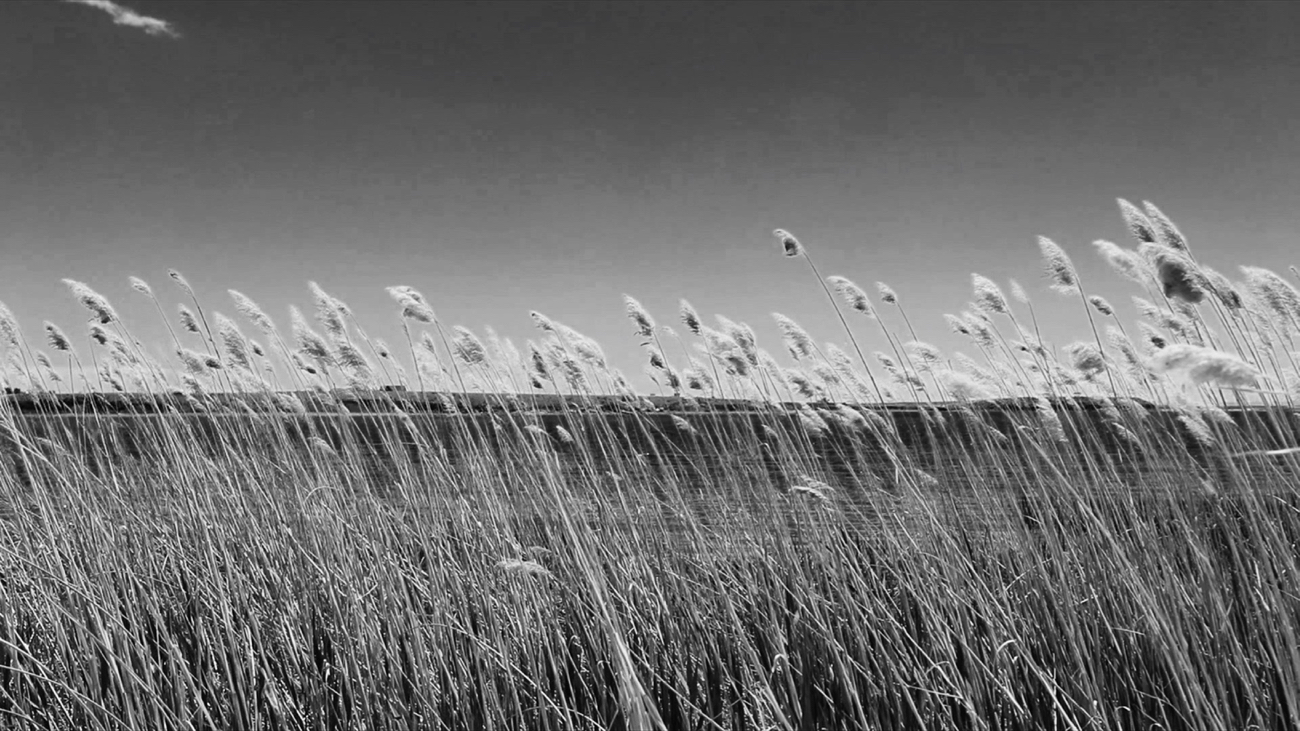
left=3, top=391, right=1298, bottom=542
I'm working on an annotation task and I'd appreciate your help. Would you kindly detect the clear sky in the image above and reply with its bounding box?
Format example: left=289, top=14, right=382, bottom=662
left=5, top=0, right=1300, bottom=390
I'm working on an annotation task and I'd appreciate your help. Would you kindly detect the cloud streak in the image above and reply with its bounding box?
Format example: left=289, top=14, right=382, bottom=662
left=64, top=0, right=179, bottom=38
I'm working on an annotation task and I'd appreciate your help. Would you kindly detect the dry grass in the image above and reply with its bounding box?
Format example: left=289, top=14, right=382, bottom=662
left=0, top=199, right=1298, bottom=729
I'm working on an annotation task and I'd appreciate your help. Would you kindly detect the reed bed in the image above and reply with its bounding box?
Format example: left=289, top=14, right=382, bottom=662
left=0, top=199, right=1299, bottom=730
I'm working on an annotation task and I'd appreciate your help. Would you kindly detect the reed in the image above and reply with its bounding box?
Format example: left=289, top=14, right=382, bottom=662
left=0, top=199, right=1297, bottom=730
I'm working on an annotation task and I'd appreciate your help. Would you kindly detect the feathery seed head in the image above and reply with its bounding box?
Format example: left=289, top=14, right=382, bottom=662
left=679, top=299, right=702, bottom=335
left=828, top=276, right=876, bottom=318
left=772, top=313, right=814, bottom=361
left=290, top=305, right=334, bottom=366
left=944, top=314, right=971, bottom=337
left=1093, top=240, right=1150, bottom=284
left=1148, top=344, right=1260, bottom=389
left=129, top=276, right=154, bottom=298
left=1063, top=342, right=1106, bottom=380
left=451, top=326, right=486, bottom=365
left=876, top=282, right=898, bottom=305
left=623, top=295, right=655, bottom=338
left=1199, top=267, right=1243, bottom=310
left=387, top=285, right=436, bottom=324
left=0, top=301, right=20, bottom=348
left=1037, top=237, right=1079, bottom=294
left=1008, top=279, right=1030, bottom=305
left=497, top=558, right=552, bottom=578
left=168, top=269, right=194, bottom=294
left=1088, top=295, right=1115, bottom=316
left=63, top=280, right=118, bottom=324
left=1142, top=201, right=1189, bottom=253
left=176, top=348, right=210, bottom=376
left=971, top=274, right=1009, bottom=315
left=44, top=322, right=71, bottom=352
left=335, top=342, right=373, bottom=378
left=1241, top=266, right=1300, bottom=322
left=1117, top=198, right=1157, bottom=244
left=1140, top=244, right=1205, bottom=304
left=937, top=369, right=992, bottom=401
left=1034, top=397, right=1067, bottom=442
left=904, top=340, right=942, bottom=365
left=1137, top=322, right=1168, bottom=352
left=530, top=311, right=556, bottom=332
left=228, top=290, right=277, bottom=333
left=796, top=406, right=828, bottom=435
left=215, top=313, right=251, bottom=371
left=177, top=304, right=201, bottom=334
left=773, top=228, right=803, bottom=257
left=88, top=324, right=113, bottom=347
left=308, top=282, right=347, bottom=339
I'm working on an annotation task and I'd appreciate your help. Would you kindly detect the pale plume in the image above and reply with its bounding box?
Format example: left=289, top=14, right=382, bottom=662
left=128, top=276, right=154, bottom=298
left=1148, top=344, right=1260, bottom=389
left=772, top=313, right=814, bottom=360
left=1142, top=201, right=1189, bottom=253
left=1093, top=240, right=1149, bottom=284
left=1088, top=295, right=1115, bottom=316
left=1037, top=237, right=1079, bottom=294
left=623, top=295, right=655, bottom=338
left=387, top=286, right=436, bottom=324
left=773, top=228, right=803, bottom=257
left=876, top=282, right=898, bottom=305
left=63, top=280, right=118, bottom=324
left=827, top=276, right=876, bottom=318
left=44, top=322, right=72, bottom=352
left=1117, top=198, right=1157, bottom=244
left=971, top=274, right=1009, bottom=315
left=679, top=300, right=702, bottom=335
left=228, top=291, right=277, bottom=334
left=177, top=304, right=201, bottom=334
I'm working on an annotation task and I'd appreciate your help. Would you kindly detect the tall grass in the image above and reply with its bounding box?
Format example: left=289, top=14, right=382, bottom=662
left=0, top=199, right=1298, bottom=729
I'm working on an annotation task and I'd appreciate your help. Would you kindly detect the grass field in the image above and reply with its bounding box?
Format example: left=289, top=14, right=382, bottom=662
left=2, top=199, right=1300, bottom=730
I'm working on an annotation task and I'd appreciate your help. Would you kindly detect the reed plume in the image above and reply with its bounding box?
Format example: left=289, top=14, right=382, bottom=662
left=1117, top=198, right=1157, bottom=244
left=1093, top=240, right=1149, bottom=284
left=129, top=276, right=154, bottom=298
left=1148, top=343, right=1260, bottom=389
left=772, top=313, right=814, bottom=361
left=1143, top=201, right=1189, bottom=253
left=178, top=305, right=201, bottom=334
left=678, top=300, right=702, bottom=336
left=63, top=280, right=118, bottom=324
left=1141, top=244, right=1205, bottom=304
left=623, top=295, right=655, bottom=339
left=876, top=282, right=898, bottom=305
left=827, top=276, right=876, bottom=317
left=773, top=228, right=802, bottom=257
left=228, top=290, right=278, bottom=334
left=971, top=274, right=1009, bottom=316
left=1037, top=237, right=1079, bottom=294
left=387, top=285, right=436, bottom=324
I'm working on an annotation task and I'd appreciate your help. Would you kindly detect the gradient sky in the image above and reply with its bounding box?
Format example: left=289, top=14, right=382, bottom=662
left=5, top=0, right=1300, bottom=391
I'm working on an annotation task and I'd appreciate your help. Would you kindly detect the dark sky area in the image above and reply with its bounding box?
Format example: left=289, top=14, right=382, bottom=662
left=4, top=0, right=1299, bottom=390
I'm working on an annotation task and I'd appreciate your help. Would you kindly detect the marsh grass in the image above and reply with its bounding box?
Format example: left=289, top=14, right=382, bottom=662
left=0, top=200, right=1299, bottom=729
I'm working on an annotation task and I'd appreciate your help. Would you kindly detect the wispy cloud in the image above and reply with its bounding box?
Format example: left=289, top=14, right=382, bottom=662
left=64, top=0, right=179, bottom=38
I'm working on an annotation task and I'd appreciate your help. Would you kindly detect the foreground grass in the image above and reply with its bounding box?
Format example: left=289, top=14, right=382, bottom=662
left=0, top=198, right=1298, bottom=729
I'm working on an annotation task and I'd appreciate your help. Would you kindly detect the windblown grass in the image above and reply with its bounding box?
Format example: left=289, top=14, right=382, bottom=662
left=0, top=199, right=1299, bottom=729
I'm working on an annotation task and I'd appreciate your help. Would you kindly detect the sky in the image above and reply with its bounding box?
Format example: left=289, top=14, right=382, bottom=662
left=4, top=0, right=1300, bottom=392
